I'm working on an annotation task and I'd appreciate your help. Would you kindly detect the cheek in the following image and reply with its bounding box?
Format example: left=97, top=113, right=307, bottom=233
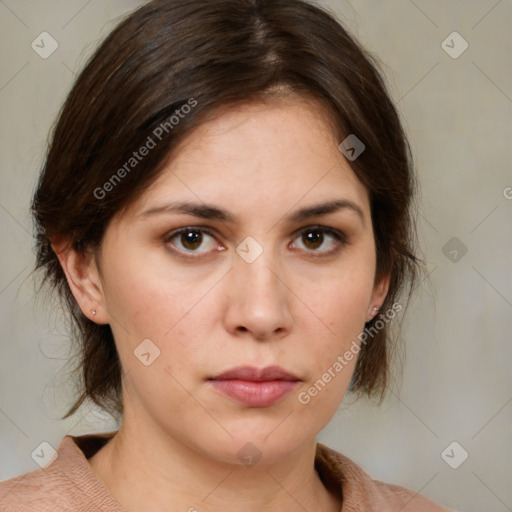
left=291, top=257, right=375, bottom=405
left=100, top=253, right=225, bottom=383
left=298, top=258, right=375, bottom=337
left=101, top=247, right=205, bottom=333
left=299, top=282, right=368, bottom=385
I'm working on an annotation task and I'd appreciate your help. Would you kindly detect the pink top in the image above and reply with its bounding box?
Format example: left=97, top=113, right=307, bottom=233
left=0, top=432, right=452, bottom=511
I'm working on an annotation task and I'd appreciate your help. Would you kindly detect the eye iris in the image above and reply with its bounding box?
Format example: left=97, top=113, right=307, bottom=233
left=303, top=230, right=323, bottom=249
left=181, top=231, right=202, bottom=250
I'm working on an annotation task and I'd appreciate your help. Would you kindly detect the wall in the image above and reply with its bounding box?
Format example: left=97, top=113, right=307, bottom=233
left=0, top=1, right=510, bottom=511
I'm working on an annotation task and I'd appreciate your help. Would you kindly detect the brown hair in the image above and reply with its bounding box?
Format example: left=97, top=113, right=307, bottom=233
left=32, top=0, right=419, bottom=418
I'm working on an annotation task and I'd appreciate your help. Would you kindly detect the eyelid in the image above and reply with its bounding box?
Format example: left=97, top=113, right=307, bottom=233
left=163, top=226, right=217, bottom=243
left=289, top=224, right=348, bottom=257
left=163, top=226, right=224, bottom=259
left=292, top=224, right=347, bottom=241
left=163, top=224, right=348, bottom=259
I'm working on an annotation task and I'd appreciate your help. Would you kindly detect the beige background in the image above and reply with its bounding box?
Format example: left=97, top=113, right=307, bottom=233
left=0, top=1, right=511, bottom=511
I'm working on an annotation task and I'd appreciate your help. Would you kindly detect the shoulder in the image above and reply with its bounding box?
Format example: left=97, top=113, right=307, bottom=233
left=371, top=479, right=452, bottom=512
left=0, top=432, right=122, bottom=512
left=315, top=443, right=453, bottom=512
left=0, top=465, right=78, bottom=512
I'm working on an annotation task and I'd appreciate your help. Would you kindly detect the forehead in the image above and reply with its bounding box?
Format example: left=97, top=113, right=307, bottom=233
left=128, top=96, right=370, bottom=220
left=169, top=95, right=340, bottom=172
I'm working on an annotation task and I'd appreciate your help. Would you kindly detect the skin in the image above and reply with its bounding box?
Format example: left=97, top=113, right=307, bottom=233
left=55, top=95, right=389, bottom=512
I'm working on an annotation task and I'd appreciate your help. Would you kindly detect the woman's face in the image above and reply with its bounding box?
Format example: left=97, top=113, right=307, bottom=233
left=86, top=96, right=388, bottom=464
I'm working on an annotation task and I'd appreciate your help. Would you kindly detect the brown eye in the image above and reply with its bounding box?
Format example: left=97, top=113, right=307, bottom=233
left=302, top=230, right=324, bottom=250
left=291, top=226, right=346, bottom=255
left=166, top=228, right=219, bottom=254
left=181, top=230, right=203, bottom=250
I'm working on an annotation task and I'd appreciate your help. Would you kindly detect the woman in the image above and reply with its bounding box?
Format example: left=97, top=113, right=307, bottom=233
left=0, top=0, right=452, bottom=510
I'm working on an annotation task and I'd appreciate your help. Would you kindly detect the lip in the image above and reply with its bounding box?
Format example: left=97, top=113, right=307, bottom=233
left=208, top=365, right=301, bottom=407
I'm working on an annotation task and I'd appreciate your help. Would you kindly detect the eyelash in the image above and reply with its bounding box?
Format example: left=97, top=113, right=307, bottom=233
left=163, top=225, right=348, bottom=260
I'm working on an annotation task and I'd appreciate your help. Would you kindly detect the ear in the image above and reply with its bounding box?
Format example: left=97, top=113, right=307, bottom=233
left=52, top=239, right=109, bottom=324
left=366, top=273, right=391, bottom=322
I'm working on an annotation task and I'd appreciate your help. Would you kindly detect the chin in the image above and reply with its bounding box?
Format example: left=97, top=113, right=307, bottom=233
left=192, top=416, right=316, bottom=468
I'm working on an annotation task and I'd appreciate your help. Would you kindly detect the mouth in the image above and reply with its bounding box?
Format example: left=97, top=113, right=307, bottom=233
left=208, top=365, right=301, bottom=407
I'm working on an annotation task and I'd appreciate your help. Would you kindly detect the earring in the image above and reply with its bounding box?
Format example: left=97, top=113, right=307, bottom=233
left=372, top=306, right=379, bottom=314
left=92, top=309, right=96, bottom=316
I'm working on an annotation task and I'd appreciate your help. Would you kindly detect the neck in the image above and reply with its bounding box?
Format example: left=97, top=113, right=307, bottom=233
left=88, top=413, right=340, bottom=512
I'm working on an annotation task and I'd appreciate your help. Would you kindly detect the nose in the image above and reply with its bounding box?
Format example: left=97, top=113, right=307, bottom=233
left=223, top=251, right=293, bottom=341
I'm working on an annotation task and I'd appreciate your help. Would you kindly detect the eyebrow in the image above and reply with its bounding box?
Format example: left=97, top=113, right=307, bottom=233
left=138, top=198, right=365, bottom=224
